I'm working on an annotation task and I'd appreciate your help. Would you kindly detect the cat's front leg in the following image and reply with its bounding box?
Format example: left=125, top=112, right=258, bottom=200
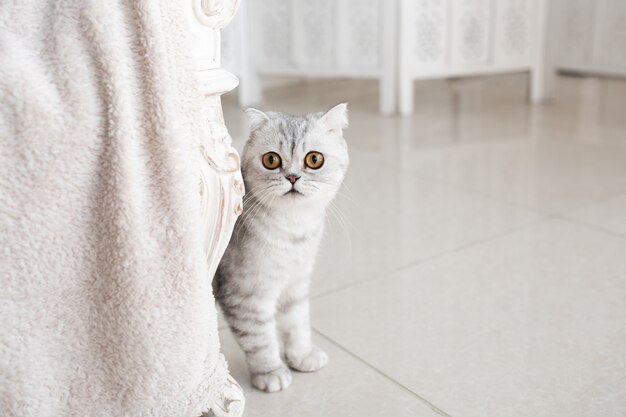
left=277, top=280, right=328, bottom=372
left=221, top=301, right=292, bottom=392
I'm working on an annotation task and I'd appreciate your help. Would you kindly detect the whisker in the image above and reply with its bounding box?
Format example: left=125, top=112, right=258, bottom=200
left=328, top=200, right=353, bottom=237
left=326, top=202, right=352, bottom=249
left=236, top=187, right=277, bottom=240
left=241, top=191, right=278, bottom=241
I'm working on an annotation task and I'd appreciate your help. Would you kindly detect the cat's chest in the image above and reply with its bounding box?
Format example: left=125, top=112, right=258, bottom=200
left=280, top=223, right=323, bottom=252
left=266, top=218, right=323, bottom=258
left=280, top=231, right=322, bottom=274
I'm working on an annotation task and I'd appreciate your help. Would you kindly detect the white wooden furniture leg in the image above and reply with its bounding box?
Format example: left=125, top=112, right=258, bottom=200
left=399, top=74, right=414, bottom=116
left=530, top=0, right=553, bottom=102
left=188, top=1, right=246, bottom=416
left=397, top=0, right=416, bottom=116
left=380, top=0, right=398, bottom=115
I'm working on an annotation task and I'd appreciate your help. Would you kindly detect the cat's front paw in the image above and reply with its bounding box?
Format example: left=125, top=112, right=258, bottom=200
left=250, top=365, right=292, bottom=393
left=286, top=346, right=328, bottom=372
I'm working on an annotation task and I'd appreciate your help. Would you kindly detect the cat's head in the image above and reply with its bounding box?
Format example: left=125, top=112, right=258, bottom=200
left=241, top=103, right=349, bottom=211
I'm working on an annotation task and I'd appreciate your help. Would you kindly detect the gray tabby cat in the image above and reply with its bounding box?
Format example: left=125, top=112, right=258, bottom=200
left=214, top=103, right=349, bottom=393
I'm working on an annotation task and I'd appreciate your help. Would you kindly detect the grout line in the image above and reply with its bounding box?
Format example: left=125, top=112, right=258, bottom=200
left=393, top=161, right=626, bottom=241
left=552, top=213, right=626, bottom=241
left=394, top=215, right=556, bottom=273
left=557, top=190, right=626, bottom=214
left=371, top=137, right=624, bottom=218
left=312, top=329, right=453, bottom=417
left=389, top=163, right=557, bottom=217
left=383, top=141, right=626, bottom=219
left=312, top=214, right=555, bottom=301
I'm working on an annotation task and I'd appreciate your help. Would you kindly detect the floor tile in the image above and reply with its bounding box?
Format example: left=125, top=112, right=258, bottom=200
left=312, top=219, right=626, bottom=417
left=219, top=329, right=440, bottom=417
left=311, top=148, right=543, bottom=296
left=564, top=193, right=626, bottom=237
left=403, top=138, right=626, bottom=213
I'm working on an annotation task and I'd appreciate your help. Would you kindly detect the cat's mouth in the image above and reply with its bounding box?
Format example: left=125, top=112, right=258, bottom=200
left=285, top=188, right=303, bottom=196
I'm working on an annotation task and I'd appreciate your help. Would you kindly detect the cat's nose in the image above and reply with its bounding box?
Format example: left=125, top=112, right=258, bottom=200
left=286, top=174, right=300, bottom=185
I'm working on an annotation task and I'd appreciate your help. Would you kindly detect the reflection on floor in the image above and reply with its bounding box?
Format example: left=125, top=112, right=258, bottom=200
left=220, top=74, right=626, bottom=417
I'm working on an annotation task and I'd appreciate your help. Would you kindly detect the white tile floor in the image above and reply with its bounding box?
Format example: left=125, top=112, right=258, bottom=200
left=220, top=74, right=626, bottom=417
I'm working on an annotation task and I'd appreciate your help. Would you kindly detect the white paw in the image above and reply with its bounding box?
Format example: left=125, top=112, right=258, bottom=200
left=286, top=346, right=328, bottom=372
left=251, top=365, right=292, bottom=393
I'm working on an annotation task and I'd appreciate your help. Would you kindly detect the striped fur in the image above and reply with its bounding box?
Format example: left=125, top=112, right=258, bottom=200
left=214, top=104, right=349, bottom=392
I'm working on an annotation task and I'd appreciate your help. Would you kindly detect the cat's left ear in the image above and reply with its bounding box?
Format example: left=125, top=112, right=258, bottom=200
left=319, top=102, right=349, bottom=135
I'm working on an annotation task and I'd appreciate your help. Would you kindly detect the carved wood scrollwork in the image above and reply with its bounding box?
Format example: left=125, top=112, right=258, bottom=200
left=207, top=373, right=245, bottom=417
left=194, top=0, right=241, bottom=29
left=199, top=90, right=245, bottom=276
left=191, top=0, right=245, bottom=416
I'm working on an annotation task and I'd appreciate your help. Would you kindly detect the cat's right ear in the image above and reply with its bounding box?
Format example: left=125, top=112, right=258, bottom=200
left=245, top=108, right=270, bottom=133
left=319, top=102, right=349, bottom=135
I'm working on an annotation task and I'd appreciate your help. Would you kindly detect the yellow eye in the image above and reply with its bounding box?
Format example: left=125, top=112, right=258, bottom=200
left=304, top=151, right=324, bottom=169
left=262, top=152, right=282, bottom=170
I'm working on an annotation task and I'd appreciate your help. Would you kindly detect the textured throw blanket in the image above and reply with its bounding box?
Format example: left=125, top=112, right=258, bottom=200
left=0, top=1, right=232, bottom=416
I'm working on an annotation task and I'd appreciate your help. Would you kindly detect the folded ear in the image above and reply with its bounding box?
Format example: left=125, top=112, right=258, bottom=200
left=319, top=102, right=348, bottom=135
left=245, top=108, right=270, bottom=133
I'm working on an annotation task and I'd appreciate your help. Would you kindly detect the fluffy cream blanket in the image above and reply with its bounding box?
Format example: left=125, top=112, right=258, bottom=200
left=0, top=1, right=235, bottom=416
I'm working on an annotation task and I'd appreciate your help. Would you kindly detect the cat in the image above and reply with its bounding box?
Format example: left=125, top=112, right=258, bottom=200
left=214, top=103, right=349, bottom=393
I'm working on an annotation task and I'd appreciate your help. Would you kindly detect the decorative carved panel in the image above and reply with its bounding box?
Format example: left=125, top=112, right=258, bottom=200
left=412, top=0, right=447, bottom=68
left=451, top=0, right=491, bottom=67
left=293, top=0, right=335, bottom=68
left=494, top=0, right=531, bottom=65
left=253, top=0, right=292, bottom=67
left=221, top=0, right=550, bottom=115
left=344, top=0, right=380, bottom=69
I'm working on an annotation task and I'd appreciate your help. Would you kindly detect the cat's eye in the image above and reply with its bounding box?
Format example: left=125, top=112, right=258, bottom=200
left=262, top=152, right=282, bottom=170
left=304, top=151, right=324, bottom=169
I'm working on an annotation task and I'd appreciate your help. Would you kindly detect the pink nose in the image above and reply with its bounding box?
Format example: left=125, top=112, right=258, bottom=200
left=286, top=175, right=300, bottom=184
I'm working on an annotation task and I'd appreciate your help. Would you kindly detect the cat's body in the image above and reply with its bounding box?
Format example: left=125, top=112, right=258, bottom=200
left=214, top=104, right=349, bottom=393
